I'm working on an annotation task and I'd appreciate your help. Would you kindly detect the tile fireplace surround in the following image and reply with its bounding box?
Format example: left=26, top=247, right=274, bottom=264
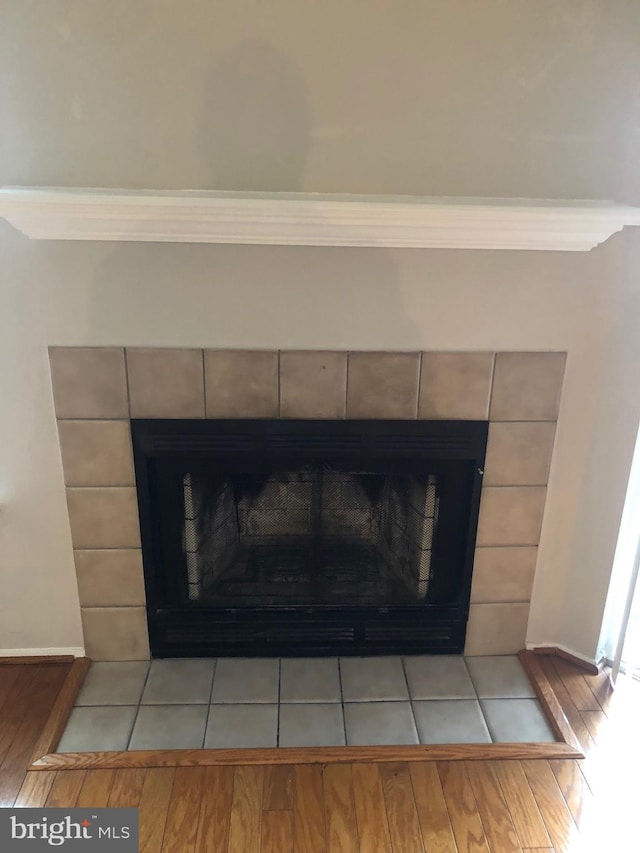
left=49, top=348, right=565, bottom=661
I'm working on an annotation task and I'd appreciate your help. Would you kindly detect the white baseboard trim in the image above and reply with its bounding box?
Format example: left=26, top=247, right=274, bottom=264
left=526, top=641, right=602, bottom=669
left=0, top=647, right=85, bottom=658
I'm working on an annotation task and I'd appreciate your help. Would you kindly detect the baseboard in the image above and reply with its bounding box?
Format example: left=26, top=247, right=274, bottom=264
left=0, top=647, right=85, bottom=663
left=527, top=642, right=601, bottom=675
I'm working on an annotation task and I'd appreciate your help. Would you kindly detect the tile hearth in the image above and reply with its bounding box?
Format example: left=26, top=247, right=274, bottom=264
left=57, top=655, right=557, bottom=752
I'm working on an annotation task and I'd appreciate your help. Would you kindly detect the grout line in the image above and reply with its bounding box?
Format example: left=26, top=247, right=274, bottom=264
left=65, top=485, right=139, bottom=490
left=201, top=657, right=217, bottom=749
left=276, top=658, right=282, bottom=747
left=462, top=655, right=479, bottom=700
left=124, top=661, right=152, bottom=751
left=277, top=351, right=281, bottom=418
left=125, top=705, right=142, bottom=752
left=56, top=417, right=133, bottom=423
left=415, top=351, right=423, bottom=420
left=123, top=348, right=132, bottom=419
left=399, top=656, right=421, bottom=744
left=75, top=549, right=143, bottom=555
left=489, top=417, right=558, bottom=424
left=136, top=659, right=153, bottom=707
left=477, top=696, right=496, bottom=743
left=486, top=351, right=497, bottom=420
left=201, top=348, right=207, bottom=419
left=477, top=484, right=548, bottom=490
left=337, top=657, right=348, bottom=746
left=344, top=353, right=350, bottom=419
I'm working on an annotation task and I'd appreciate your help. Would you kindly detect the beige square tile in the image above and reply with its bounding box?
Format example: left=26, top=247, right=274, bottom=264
left=347, top=352, right=420, bottom=419
left=418, top=352, right=494, bottom=420
left=49, top=348, right=128, bottom=419
left=75, top=549, right=146, bottom=607
left=470, top=547, right=537, bottom=603
left=490, top=352, right=566, bottom=421
left=280, top=351, right=347, bottom=419
left=58, top=421, right=134, bottom=486
left=81, top=607, right=150, bottom=661
left=127, top=348, right=205, bottom=419
left=205, top=350, right=278, bottom=418
left=484, top=422, right=556, bottom=486
left=66, top=487, right=141, bottom=549
left=464, top=603, right=529, bottom=656
left=476, top=487, right=546, bottom=546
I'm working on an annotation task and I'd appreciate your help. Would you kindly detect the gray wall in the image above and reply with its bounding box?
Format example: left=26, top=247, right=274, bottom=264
left=1, top=1, right=640, bottom=659
left=3, top=1, right=639, bottom=199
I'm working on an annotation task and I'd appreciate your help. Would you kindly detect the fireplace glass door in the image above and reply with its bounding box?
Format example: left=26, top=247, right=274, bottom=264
left=182, top=465, right=439, bottom=607
left=133, top=419, right=487, bottom=657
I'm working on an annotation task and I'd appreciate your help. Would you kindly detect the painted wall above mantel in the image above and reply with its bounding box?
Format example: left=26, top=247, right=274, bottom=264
left=2, top=187, right=640, bottom=251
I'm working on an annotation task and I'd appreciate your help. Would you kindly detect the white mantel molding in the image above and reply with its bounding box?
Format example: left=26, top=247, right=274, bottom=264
left=1, top=187, right=640, bottom=251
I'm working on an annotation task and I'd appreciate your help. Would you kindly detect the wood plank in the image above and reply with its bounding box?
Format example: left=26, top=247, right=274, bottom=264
left=262, top=764, right=294, bottom=810
left=30, top=657, right=91, bottom=762
left=549, top=760, right=594, bottom=827
left=492, top=760, right=552, bottom=849
left=582, top=667, right=614, bottom=713
left=161, top=766, right=204, bottom=853
left=0, top=665, right=21, bottom=717
left=0, top=767, right=23, bottom=806
left=522, top=849, right=554, bottom=852
left=45, top=770, right=86, bottom=807
left=1, top=664, right=69, bottom=758
left=30, top=741, right=581, bottom=771
left=13, top=771, right=57, bottom=808
left=437, top=761, right=490, bottom=853
left=322, top=764, right=359, bottom=853
left=137, top=768, right=175, bottom=853
left=522, top=760, right=579, bottom=853
left=108, top=768, right=147, bottom=808
left=0, top=665, right=44, bottom=764
left=0, top=663, right=70, bottom=806
left=517, top=651, right=582, bottom=751
left=535, top=656, right=595, bottom=755
left=293, top=765, right=327, bottom=853
left=261, top=810, right=294, bottom=853
left=409, top=762, right=457, bottom=853
left=465, top=761, right=521, bottom=853
left=195, top=766, right=234, bottom=853
left=228, top=765, right=264, bottom=853
left=351, top=763, right=392, bottom=853
left=379, top=762, right=425, bottom=853
left=580, top=709, right=608, bottom=743
left=551, top=658, right=601, bottom=712
left=76, top=769, right=116, bottom=807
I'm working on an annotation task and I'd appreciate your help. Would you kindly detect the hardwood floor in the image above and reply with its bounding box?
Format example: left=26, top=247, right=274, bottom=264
left=0, top=661, right=70, bottom=807
left=3, top=655, right=639, bottom=851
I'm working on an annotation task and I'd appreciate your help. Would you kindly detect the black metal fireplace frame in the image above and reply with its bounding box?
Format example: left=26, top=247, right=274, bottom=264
left=132, top=419, right=488, bottom=657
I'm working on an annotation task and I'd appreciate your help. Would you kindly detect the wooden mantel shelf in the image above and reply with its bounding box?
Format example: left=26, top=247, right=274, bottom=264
left=1, top=186, right=640, bottom=251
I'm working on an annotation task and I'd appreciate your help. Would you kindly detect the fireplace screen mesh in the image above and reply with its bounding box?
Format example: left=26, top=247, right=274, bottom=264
left=181, top=465, right=439, bottom=606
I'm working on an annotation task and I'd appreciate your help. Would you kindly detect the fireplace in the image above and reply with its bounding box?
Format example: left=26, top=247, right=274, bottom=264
left=132, top=418, right=487, bottom=656
left=49, top=346, right=564, bottom=661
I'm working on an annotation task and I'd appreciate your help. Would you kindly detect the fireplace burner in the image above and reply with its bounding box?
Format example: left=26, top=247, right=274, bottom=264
left=132, top=419, right=487, bottom=657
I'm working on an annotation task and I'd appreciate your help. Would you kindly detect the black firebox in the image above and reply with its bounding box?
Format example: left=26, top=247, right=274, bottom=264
left=132, top=419, right=487, bottom=657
